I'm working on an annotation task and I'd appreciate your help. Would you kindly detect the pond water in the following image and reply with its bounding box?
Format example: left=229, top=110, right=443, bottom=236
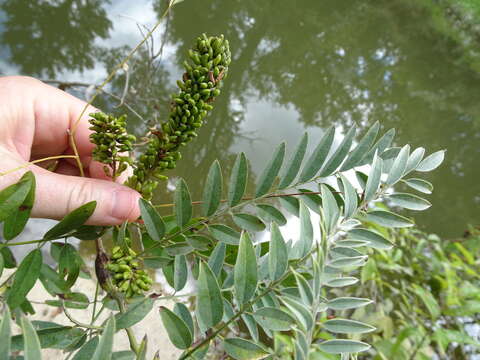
left=1, top=0, right=479, bottom=238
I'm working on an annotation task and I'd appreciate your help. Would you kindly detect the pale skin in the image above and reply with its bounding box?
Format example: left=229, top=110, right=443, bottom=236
left=0, top=76, right=141, bottom=225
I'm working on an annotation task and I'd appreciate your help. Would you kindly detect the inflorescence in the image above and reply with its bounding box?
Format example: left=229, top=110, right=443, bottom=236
left=88, top=112, right=136, bottom=180
left=106, top=245, right=152, bottom=298
left=125, top=33, right=231, bottom=199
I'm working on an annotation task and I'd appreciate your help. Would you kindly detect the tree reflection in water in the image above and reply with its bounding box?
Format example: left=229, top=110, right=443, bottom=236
left=0, top=0, right=478, bottom=236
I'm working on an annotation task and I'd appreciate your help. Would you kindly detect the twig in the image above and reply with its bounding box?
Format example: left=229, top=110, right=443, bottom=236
left=116, top=63, right=130, bottom=108
left=153, top=190, right=342, bottom=208
left=0, top=155, right=78, bottom=177
left=62, top=300, right=102, bottom=330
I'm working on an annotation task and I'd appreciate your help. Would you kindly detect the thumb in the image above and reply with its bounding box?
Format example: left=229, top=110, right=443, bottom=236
left=32, top=167, right=141, bottom=226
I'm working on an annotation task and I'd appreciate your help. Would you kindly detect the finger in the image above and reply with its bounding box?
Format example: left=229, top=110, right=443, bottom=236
left=54, top=161, right=81, bottom=177
left=2, top=76, right=98, bottom=160
left=32, top=166, right=141, bottom=226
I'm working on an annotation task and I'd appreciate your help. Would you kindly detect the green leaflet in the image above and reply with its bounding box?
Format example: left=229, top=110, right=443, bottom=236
left=279, top=133, right=308, bottom=188
left=256, top=204, right=287, bottom=226
left=186, top=235, right=212, bottom=251
left=174, top=255, right=188, bottom=291
left=416, top=150, right=445, bottom=172
left=321, top=185, right=339, bottom=235
left=268, top=223, right=288, bottom=281
left=43, top=201, right=96, bottom=240
left=293, top=200, right=313, bottom=258
left=280, top=296, right=314, bottom=332
left=293, top=271, right=314, bottom=306
left=234, top=232, right=258, bottom=304
left=0, top=306, right=11, bottom=358
left=329, top=255, right=367, bottom=268
left=7, top=249, right=42, bottom=309
left=402, top=178, right=433, bottom=194
left=299, top=126, right=335, bottom=182
left=196, top=262, right=223, bottom=328
left=327, top=297, right=373, bottom=310
left=389, top=193, right=432, bottom=211
left=139, top=198, right=165, bottom=242
left=228, top=152, right=248, bottom=206
left=348, top=228, right=393, bottom=250
left=366, top=210, right=414, bottom=228
left=340, top=175, right=358, bottom=219
left=208, top=242, right=226, bottom=277
left=160, top=306, right=193, bottom=349
left=323, top=318, right=375, bottom=334
left=175, top=179, right=192, bottom=228
left=21, top=316, right=42, bottom=360
left=115, top=298, right=154, bottom=330
left=298, top=189, right=322, bottom=214
left=209, top=224, right=240, bottom=245
left=0, top=171, right=33, bottom=223
left=341, top=121, right=379, bottom=171
left=242, top=313, right=259, bottom=342
left=324, top=277, right=359, bottom=288
left=59, top=244, right=80, bottom=288
left=10, top=325, right=84, bottom=351
left=91, top=317, right=115, bottom=360
left=319, top=339, right=370, bottom=354
left=223, top=338, right=270, bottom=360
left=385, top=145, right=410, bottom=185
left=173, top=303, right=194, bottom=336
left=319, top=124, right=356, bottom=176
left=165, top=240, right=193, bottom=256
left=72, top=336, right=99, bottom=360
left=253, top=307, right=295, bottom=331
left=279, top=196, right=300, bottom=217
left=359, top=128, right=395, bottom=166
left=115, top=222, right=129, bottom=251
left=364, top=152, right=382, bottom=203
left=255, top=142, right=285, bottom=197
left=3, top=171, right=36, bottom=240
left=405, top=147, right=425, bottom=174
left=202, top=160, right=222, bottom=216
left=233, top=213, right=266, bottom=232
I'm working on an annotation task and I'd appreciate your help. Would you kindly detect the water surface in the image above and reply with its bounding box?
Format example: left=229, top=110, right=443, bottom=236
left=1, top=0, right=478, bottom=237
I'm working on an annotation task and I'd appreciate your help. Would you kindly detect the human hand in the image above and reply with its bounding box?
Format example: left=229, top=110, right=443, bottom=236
left=0, top=76, right=141, bottom=225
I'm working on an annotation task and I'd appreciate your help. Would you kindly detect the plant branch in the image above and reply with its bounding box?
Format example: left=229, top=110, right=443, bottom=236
left=142, top=173, right=346, bottom=256
left=179, top=248, right=318, bottom=359
left=62, top=301, right=102, bottom=330
left=153, top=190, right=341, bottom=209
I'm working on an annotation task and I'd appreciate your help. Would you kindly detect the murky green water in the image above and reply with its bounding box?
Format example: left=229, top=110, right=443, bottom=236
left=1, top=0, right=478, bottom=237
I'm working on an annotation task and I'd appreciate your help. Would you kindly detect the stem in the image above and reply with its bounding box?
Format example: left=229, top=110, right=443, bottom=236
left=141, top=177, right=346, bottom=256
left=62, top=301, right=102, bottom=330
left=114, top=296, right=140, bottom=354
left=91, top=303, right=106, bottom=325
left=0, top=155, right=78, bottom=177
left=153, top=191, right=342, bottom=208
left=90, top=282, right=100, bottom=326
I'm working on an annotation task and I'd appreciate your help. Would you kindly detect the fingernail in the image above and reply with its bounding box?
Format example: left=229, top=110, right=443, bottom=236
left=111, top=189, right=140, bottom=221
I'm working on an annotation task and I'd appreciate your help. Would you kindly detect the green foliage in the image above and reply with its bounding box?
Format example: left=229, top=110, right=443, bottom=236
left=0, top=31, right=458, bottom=360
